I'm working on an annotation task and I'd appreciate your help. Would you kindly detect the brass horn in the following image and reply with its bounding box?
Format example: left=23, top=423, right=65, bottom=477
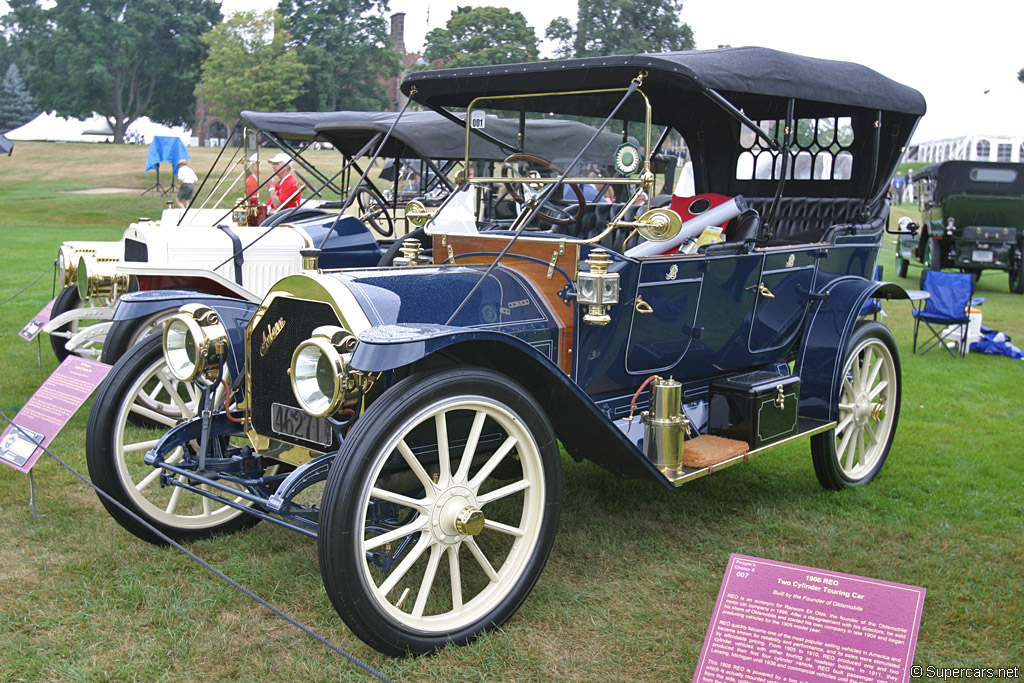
left=405, top=199, right=433, bottom=228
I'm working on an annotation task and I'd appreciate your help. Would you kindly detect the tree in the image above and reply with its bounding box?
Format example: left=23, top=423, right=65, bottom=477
left=1018, top=67, right=1024, bottom=85
left=546, top=0, right=694, bottom=58
left=278, top=0, right=400, bottom=111
left=196, top=11, right=308, bottom=121
left=423, top=6, right=539, bottom=68
left=3, top=0, right=221, bottom=143
left=0, top=63, right=37, bottom=132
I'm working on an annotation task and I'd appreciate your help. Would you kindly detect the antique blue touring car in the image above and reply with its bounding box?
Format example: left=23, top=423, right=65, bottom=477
left=86, top=47, right=925, bottom=656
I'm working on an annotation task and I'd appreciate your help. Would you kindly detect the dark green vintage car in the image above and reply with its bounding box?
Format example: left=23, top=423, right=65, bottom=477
left=896, top=160, right=1024, bottom=292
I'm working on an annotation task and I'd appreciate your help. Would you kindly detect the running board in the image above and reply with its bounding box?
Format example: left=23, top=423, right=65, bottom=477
left=664, top=417, right=836, bottom=486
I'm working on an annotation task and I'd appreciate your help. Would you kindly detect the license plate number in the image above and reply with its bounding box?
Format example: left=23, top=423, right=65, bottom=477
left=271, top=402, right=333, bottom=447
left=972, top=249, right=993, bottom=263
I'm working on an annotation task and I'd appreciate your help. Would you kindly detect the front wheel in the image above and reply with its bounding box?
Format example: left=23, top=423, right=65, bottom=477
left=86, top=334, right=261, bottom=544
left=925, top=237, right=942, bottom=271
left=895, top=253, right=908, bottom=279
left=811, top=322, right=901, bottom=490
left=318, top=366, right=562, bottom=656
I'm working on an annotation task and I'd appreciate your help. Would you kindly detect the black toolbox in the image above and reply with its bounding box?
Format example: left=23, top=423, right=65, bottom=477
left=708, top=371, right=801, bottom=449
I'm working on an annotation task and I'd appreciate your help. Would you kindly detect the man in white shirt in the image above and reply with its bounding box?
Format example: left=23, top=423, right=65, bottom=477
left=175, top=159, right=199, bottom=209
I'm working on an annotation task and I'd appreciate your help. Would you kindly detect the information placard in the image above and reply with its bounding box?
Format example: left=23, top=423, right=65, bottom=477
left=19, top=297, right=55, bottom=341
left=694, top=554, right=925, bottom=683
left=0, top=357, right=111, bottom=473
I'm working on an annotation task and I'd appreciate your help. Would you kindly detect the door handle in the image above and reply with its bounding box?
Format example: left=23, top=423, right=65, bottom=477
left=635, top=295, right=654, bottom=314
left=746, top=282, right=775, bottom=298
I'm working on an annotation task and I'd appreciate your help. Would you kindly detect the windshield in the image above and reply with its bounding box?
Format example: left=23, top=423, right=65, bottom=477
left=423, top=88, right=656, bottom=237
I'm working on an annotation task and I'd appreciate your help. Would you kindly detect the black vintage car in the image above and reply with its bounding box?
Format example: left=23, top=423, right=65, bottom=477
left=896, top=160, right=1024, bottom=292
left=86, top=47, right=925, bottom=656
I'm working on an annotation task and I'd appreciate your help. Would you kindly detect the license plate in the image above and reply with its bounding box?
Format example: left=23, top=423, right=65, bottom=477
left=972, top=250, right=993, bottom=263
left=271, top=402, right=333, bottom=447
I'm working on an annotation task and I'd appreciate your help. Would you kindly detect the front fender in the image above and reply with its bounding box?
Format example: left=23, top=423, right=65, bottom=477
left=795, top=278, right=907, bottom=422
left=115, top=290, right=259, bottom=388
left=351, top=324, right=671, bottom=486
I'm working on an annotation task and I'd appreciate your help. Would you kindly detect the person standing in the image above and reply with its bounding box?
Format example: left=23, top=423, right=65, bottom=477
left=175, top=159, right=198, bottom=209
left=267, top=152, right=302, bottom=214
left=891, top=171, right=905, bottom=206
left=904, top=168, right=915, bottom=205
left=244, top=154, right=267, bottom=225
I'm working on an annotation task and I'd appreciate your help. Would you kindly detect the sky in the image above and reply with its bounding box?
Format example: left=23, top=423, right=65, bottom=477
left=7, top=0, right=1020, bottom=144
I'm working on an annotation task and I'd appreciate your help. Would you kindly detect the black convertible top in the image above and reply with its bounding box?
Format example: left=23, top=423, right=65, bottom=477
left=312, top=110, right=630, bottom=167
left=240, top=110, right=344, bottom=139
left=403, top=47, right=926, bottom=119
left=915, top=160, right=1024, bottom=200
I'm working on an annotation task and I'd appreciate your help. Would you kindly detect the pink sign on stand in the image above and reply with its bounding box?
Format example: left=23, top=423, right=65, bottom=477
left=19, top=297, right=55, bottom=341
left=694, top=554, right=925, bottom=683
left=0, top=357, right=111, bottom=473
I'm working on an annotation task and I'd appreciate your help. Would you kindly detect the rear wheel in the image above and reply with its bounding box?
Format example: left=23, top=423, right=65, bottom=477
left=925, top=237, right=942, bottom=271
left=895, top=253, right=908, bottom=278
left=1009, top=246, right=1024, bottom=294
left=48, top=286, right=107, bottom=361
left=811, top=322, right=901, bottom=490
left=318, top=366, right=562, bottom=656
left=86, top=334, right=261, bottom=544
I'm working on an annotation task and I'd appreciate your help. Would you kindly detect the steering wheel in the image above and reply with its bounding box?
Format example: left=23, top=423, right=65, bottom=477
left=354, top=185, right=395, bottom=237
left=500, top=153, right=586, bottom=227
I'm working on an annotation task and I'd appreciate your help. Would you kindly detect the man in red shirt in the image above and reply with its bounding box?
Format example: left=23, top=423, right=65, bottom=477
left=267, top=152, right=302, bottom=214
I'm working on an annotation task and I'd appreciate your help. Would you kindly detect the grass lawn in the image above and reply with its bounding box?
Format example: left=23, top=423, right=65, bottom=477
left=1, top=142, right=1022, bottom=682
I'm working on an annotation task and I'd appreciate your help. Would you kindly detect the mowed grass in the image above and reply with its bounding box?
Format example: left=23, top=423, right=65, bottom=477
left=1, top=142, right=1022, bottom=682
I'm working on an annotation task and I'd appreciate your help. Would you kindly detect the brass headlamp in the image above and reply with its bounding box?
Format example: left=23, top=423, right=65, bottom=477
left=577, top=248, right=620, bottom=326
left=163, top=303, right=229, bottom=384
left=290, top=325, right=361, bottom=417
left=76, top=254, right=130, bottom=301
left=57, top=245, right=83, bottom=289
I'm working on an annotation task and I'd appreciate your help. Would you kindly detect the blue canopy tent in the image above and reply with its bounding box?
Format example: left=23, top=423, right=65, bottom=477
left=143, top=136, right=189, bottom=196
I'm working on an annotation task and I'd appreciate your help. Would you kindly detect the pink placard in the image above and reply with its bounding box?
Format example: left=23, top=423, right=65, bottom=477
left=0, top=357, right=111, bottom=473
left=694, top=554, right=925, bottom=683
left=19, top=297, right=55, bottom=341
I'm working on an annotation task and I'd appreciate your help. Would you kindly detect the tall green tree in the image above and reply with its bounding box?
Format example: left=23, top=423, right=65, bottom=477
left=423, top=6, right=539, bottom=68
left=278, top=0, right=400, bottom=112
left=196, top=11, right=308, bottom=121
left=0, top=63, right=37, bottom=132
left=546, top=0, right=694, bottom=58
left=3, top=0, right=221, bottom=143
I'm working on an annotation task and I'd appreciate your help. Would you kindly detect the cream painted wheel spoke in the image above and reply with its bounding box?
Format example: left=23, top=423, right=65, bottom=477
left=123, top=438, right=161, bottom=454
left=371, top=487, right=429, bottom=513
left=477, top=479, right=530, bottom=505
left=397, top=439, right=436, bottom=493
left=455, top=411, right=487, bottom=483
left=412, top=545, right=444, bottom=617
left=435, top=413, right=451, bottom=486
left=165, top=480, right=184, bottom=515
left=834, top=413, right=853, bottom=436
left=448, top=545, right=463, bottom=611
left=378, top=533, right=431, bottom=598
left=129, top=403, right=178, bottom=427
left=483, top=519, right=524, bottom=538
left=365, top=518, right=428, bottom=552
left=868, top=380, right=889, bottom=401
left=464, top=538, right=500, bottom=582
left=135, top=448, right=183, bottom=491
left=468, top=435, right=517, bottom=491
left=155, top=370, right=192, bottom=416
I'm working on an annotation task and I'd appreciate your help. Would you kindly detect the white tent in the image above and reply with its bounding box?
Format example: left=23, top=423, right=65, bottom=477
left=6, top=111, right=190, bottom=144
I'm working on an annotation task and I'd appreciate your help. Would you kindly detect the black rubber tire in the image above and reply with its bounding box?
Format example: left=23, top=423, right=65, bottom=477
left=811, top=322, right=901, bottom=490
left=48, top=286, right=82, bottom=362
left=318, top=366, right=562, bottom=656
left=926, top=237, right=942, bottom=271
left=100, top=308, right=177, bottom=366
left=895, top=253, right=908, bottom=279
left=86, top=334, right=261, bottom=544
left=1009, top=248, right=1024, bottom=294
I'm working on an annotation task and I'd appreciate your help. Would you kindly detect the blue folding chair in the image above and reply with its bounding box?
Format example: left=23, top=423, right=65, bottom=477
left=912, top=270, right=975, bottom=358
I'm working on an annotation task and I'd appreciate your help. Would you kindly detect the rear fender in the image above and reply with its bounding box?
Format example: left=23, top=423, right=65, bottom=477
left=795, top=279, right=907, bottom=421
left=114, top=290, right=259, bottom=387
left=351, top=325, right=668, bottom=485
